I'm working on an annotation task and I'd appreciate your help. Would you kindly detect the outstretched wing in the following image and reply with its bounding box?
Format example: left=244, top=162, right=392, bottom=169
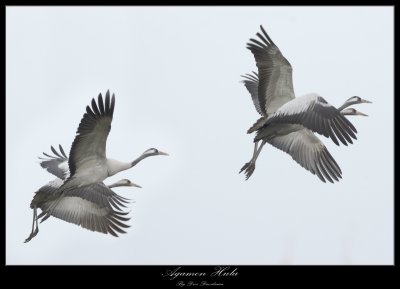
left=241, top=71, right=264, bottom=116
left=68, top=90, right=115, bottom=177
left=267, top=129, right=342, bottom=183
left=247, top=25, right=295, bottom=116
left=266, top=93, right=358, bottom=146
left=37, top=183, right=131, bottom=237
left=39, top=145, right=69, bottom=180
left=241, top=71, right=269, bottom=133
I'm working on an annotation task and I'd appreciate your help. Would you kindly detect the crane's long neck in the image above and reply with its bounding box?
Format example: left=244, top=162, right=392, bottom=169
left=338, top=101, right=355, bottom=111
left=131, top=153, right=152, bottom=167
left=107, top=159, right=133, bottom=176
left=107, top=154, right=152, bottom=176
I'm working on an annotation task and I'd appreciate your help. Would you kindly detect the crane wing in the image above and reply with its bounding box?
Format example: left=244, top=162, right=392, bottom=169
left=39, top=145, right=70, bottom=180
left=267, top=129, right=342, bottom=183
left=37, top=183, right=131, bottom=237
left=241, top=71, right=270, bottom=133
left=266, top=94, right=358, bottom=146
left=247, top=25, right=295, bottom=116
left=68, top=90, right=115, bottom=177
left=241, top=71, right=264, bottom=115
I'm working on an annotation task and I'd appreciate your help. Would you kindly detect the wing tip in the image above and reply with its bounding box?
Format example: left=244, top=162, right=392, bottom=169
left=90, top=90, right=116, bottom=117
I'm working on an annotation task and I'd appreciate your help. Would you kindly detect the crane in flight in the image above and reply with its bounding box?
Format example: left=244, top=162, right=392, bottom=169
left=25, top=90, right=168, bottom=242
left=239, top=27, right=371, bottom=182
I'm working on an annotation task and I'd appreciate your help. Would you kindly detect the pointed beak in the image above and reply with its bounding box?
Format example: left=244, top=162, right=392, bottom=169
left=130, top=183, right=142, bottom=188
left=158, top=151, right=169, bottom=156
left=361, top=99, right=372, bottom=104
left=356, top=111, right=368, bottom=116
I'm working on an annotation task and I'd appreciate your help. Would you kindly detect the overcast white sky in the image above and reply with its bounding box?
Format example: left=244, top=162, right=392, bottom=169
left=6, top=6, right=393, bottom=265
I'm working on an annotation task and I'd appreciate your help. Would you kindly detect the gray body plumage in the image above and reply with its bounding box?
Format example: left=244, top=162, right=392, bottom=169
left=32, top=177, right=131, bottom=237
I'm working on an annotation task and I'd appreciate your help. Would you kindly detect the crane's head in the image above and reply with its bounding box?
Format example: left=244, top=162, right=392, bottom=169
left=109, top=179, right=142, bottom=188
left=129, top=148, right=169, bottom=168
left=120, top=179, right=142, bottom=187
left=341, top=108, right=368, bottom=116
left=143, top=148, right=169, bottom=157
left=345, top=96, right=372, bottom=106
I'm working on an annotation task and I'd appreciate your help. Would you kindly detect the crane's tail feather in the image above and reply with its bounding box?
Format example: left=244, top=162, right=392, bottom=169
left=247, top=117, right=268, bottom=134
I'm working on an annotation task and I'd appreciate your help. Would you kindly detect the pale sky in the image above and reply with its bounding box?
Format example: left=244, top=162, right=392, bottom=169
left=6, top=6, right=393, bottom=265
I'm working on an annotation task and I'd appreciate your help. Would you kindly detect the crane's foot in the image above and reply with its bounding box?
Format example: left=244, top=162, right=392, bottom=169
left=24, top=227, right=39, bottom=243
left=239, top=162, right=250, bottom=174
left=24, top=234, right=34, bottom=243
left=239, top=162, right=256, bottom=180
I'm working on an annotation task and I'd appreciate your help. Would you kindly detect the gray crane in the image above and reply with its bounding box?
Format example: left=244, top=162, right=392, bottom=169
left=25, top=90, right=168, bottom=242
left=24, top=145, right=143, bottom=243
left=239, top=27, right=371, bottom=182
